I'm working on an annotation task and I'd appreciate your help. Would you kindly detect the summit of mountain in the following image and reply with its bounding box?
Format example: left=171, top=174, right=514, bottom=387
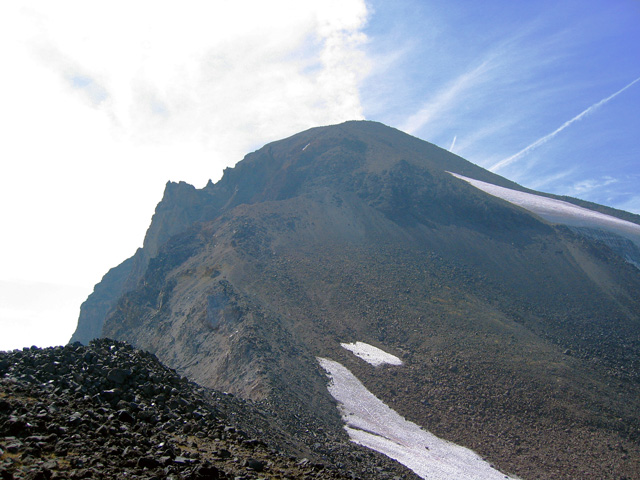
left=70, top=121, right=640, bottom=479
left=71, top=121, right=552, bottom=348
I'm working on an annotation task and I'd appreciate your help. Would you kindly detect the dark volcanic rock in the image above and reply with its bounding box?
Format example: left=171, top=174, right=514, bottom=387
left=0, top=339, right=415, bottom=480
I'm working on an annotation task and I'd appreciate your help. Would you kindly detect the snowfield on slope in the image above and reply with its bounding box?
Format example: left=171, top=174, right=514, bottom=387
left=341, top=341, right=403, bottom=366
left=449, top=172, right=640, bottom=247
left=318, top=357, right=519, bottom=480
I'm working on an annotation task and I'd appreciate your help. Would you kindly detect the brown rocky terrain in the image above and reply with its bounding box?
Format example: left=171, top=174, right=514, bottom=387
left=69, top=121, right=640, bottom=479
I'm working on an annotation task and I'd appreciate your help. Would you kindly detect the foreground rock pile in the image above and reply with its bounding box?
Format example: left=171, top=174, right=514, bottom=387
left=0, top=339, right=412, bottom=480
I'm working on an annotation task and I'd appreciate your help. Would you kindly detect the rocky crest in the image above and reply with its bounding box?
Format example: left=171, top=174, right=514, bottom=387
left=0, top=339, right=415, bottom=479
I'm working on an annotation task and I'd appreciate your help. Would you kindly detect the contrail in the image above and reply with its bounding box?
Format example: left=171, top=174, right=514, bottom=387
left=490, top=76, right=640, bottom=172
left=449, top=135, right=457, bottom=152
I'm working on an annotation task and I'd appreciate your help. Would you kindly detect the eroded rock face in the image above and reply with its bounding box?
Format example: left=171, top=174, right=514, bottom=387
left=69, top=121, right=640, bottom=479
left=570, top=226, right=640, bottom=268
left=70, top=181, right=224, bottom=346
left=0, top=339, right=415, bottom=480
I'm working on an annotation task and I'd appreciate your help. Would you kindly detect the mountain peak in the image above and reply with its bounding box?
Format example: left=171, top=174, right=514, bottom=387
left=70, top=121, right=640, bottom=479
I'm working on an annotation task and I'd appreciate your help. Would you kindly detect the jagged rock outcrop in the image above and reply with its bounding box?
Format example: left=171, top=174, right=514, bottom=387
left=71, top=181, right=226, bottom=345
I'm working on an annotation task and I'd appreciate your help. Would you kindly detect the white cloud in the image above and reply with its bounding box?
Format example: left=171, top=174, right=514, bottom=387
left=0, top=0, right=370, bottom=349
left=565, top=176, right=618, bottom=196
left=9, top=1, right=370, bottom=151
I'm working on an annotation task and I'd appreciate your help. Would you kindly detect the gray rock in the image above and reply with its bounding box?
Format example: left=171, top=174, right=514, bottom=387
left=117, top=409, right=136, bottom=424
left=246, top=458, right=264, bottom=472
left=106, top=368, right=131, bottom=384
left=6, top=441, right=23, bottom=453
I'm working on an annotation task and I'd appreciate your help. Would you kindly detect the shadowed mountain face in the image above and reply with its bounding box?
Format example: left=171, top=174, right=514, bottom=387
left=71, top=121, right=640, bottom=479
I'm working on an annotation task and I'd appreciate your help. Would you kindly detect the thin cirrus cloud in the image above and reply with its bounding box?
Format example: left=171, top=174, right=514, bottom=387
left=526, top=168, right=577, bottom=191
left=618, top=195, right=640, bottom=217
left=384, top=1, right=639, bottom=217
left=67, top=74, right=109, bottom=106
left=395, top=18, right=568, bottom=154
left=489, top=76, right=640, bottom=172
left=400, top=59, right=493, bottom=137
left=565, top=177, right=619, bottom=199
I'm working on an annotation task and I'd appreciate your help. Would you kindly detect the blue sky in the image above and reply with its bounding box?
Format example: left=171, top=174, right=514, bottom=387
left=363, top=0, right=640, bottom=212
left=0, top=0, right=638, bottom=350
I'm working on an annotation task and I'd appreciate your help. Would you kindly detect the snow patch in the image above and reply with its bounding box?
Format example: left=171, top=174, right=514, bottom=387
left=318, top=358, right=519, bottom=480
left=341, top=341, right=403, bottom=366
left=449, top=172, right=640, bottom=247
left=302, top=142, right=311, bottom=151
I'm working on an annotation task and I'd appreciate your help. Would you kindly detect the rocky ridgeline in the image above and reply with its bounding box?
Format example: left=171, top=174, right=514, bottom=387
left=0, top=339, right=395, bottom=480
